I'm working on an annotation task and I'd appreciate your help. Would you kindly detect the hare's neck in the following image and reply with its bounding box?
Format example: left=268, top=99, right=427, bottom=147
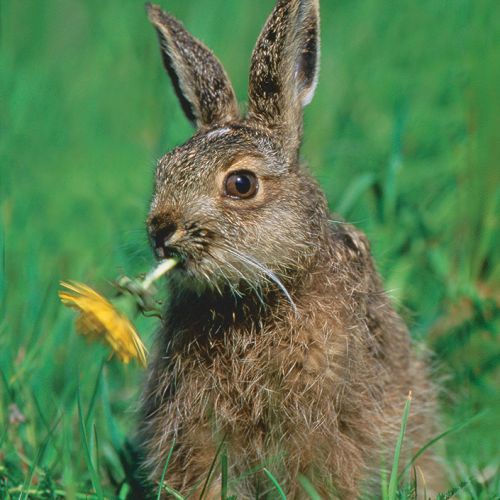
left=162, top=254, right=328, bottom=349
left=165, top=283, right=286, bottom=340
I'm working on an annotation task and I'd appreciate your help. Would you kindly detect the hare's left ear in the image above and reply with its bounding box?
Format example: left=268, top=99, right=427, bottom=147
left=247, top=0, right=320, bottom=152
left=147, top=3, right=239, bottom=129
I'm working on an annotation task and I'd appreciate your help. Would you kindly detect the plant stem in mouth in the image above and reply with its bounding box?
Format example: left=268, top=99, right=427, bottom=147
left=141, top=258, right=178, bottom=291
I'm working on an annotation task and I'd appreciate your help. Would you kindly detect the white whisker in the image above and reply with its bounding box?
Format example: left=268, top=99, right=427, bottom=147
left=222, top=247, right=298, bottom=316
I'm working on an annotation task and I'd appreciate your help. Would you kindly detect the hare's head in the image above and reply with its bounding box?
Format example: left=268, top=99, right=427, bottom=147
left=146, top=1, right=327, bottom=295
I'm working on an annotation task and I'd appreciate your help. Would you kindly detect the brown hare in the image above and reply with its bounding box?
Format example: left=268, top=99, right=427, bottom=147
left=139, top=1, right=440, bottom=497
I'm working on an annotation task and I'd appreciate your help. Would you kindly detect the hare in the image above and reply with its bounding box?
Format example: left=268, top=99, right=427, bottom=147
left=139, top=1, right=441, bottom=498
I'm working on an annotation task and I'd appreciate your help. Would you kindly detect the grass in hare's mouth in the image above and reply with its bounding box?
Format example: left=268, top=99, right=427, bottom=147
left=1, top=0, right=499, bottom=497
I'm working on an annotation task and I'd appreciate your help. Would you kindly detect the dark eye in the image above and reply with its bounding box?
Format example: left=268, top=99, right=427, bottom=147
left=224, top=171, right=258, bottom=199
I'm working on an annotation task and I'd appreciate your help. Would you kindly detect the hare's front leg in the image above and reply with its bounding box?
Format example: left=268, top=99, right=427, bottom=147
left=146, top=423, right=221, bottom=498
left=140, top=367, right=219, bottom=496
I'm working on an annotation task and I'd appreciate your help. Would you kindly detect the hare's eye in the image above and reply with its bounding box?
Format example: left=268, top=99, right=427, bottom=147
left=224, top=171, right=258, bottom=199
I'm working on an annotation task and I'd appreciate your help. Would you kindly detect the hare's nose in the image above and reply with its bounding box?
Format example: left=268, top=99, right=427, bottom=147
left=151, top=223, right=177, bottom=254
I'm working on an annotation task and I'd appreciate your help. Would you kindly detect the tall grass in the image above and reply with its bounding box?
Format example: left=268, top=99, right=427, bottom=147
left=1, top=0, right=499, bottom=497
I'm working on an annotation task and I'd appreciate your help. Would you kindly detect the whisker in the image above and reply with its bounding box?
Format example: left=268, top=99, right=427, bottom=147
left=208, top=248, right=264, bottom=304
left=210, top=257, right=244, bottom=299
left=222, top=247, right=298, bottom=316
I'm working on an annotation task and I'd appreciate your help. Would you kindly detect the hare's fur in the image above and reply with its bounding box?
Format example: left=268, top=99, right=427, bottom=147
left=139, top=1, right=441, bottom=498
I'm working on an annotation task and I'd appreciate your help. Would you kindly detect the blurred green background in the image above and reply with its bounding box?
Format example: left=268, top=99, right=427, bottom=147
left=1, top=0, right=499, bottom=497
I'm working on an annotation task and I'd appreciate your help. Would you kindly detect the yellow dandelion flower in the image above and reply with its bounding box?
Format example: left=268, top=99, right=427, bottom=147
left=59, top=281, right=148, bottom=367
left=58, top=258, right=178, bottom=368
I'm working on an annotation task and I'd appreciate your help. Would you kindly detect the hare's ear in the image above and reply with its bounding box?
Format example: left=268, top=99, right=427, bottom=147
left=247, top=0, right=320, bottom=149
left=147, top=3, right=239, bottom=129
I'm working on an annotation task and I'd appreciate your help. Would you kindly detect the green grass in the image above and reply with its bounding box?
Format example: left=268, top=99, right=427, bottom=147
left=1, top=0, right=499, bottom=497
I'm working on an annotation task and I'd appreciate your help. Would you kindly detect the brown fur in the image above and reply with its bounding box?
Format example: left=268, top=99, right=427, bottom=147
left=140, top=1, right=441, bottom=498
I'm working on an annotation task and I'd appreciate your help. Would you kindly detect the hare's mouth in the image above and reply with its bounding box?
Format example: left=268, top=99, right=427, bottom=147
left=154, top=244, right=216, bottom=282
left=154, top=244, right=183, bottom=262
left=155, top=244, right=297, bottom=313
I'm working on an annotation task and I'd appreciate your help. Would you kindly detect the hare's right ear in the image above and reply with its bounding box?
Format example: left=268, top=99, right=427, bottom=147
left=146, top=3, right=239, bottom=129
left=247, top=0, right=320, bottom=154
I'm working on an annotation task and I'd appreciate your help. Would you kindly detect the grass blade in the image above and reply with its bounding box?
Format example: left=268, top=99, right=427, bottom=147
left=398, top=411, right=485, bottom=483
left=381, top=467, right=389, bottom=500
left=336, top=173, right=375, bottom=216
left=199, top=435, right=227, bottom=499
left=77, top=384, right=104, bottom=500
left=298, top=475, right=322, bottom=500
left=163, top=485, right=185, bottom=499
left=436, top=479, right=470, bottom=500
left=157, top=439, right=176, bottom=500
left=101, top=367, right=124, bottom=452
left=0, top=222, right=6, bottom=314
left=85, top=358, right=106, bottom=430
left=388, top=392, right=412, bottom=500
left=221, top=445, right=228, bottom=500
left=19, top=414, right=62, bottom=500
left=263, top=468, right=287, bottom=500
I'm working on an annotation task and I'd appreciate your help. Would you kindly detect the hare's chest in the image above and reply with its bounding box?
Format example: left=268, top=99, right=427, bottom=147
left=168, top=329, right=342, bottom=432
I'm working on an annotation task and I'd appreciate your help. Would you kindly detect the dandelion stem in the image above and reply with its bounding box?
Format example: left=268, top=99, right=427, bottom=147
left=141, top=258, right=178, bottom=291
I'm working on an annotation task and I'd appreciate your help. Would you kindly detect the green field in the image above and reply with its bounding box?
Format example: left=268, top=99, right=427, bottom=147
left=1, top=0, right=499, bottom=498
